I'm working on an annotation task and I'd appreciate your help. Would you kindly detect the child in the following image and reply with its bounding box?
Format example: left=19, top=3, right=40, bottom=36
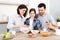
left=24, top=8, right=42, bottom=34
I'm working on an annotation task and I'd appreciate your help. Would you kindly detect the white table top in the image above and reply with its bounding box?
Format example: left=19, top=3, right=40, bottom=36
left=0, top=32, right=60, bottom=40
left=10, top=32, right=60, bottom=40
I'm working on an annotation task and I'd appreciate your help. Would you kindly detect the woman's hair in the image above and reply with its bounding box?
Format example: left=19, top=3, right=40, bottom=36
left=17, top=4, right=28, bottom=17
left=29, top=8, right=36, bottom=14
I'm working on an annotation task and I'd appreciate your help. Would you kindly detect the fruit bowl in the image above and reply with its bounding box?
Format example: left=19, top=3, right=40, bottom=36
left=1, top=34, right=14, bottom=40
left=40, top=32, right=50, bottom=37
left=2, top=38, right=10, bottom=40
left=1, top=32, right=15, bottom=40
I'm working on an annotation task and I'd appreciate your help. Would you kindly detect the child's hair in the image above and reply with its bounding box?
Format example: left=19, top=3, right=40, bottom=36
left=29, top=8, right=36, bottom=14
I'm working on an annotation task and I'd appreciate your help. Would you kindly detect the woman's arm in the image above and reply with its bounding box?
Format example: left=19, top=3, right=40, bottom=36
left=7, top=16, right=20, bottom=29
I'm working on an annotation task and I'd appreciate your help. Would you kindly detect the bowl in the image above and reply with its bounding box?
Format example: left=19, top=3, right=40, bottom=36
left=1, top=33, right=15, bottom=40
left=20, top=27, right=30, bottom=34
left=22, top=30, right=30, bottom=34
left=40, top=32, right=50, bottom=37
left=31, top=30, right=39, bottom=34
left=2, top=38, right=10, bottom=40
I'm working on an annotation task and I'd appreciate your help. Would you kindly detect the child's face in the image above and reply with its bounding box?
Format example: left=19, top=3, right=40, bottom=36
left=30, top=11, right=36, bottom=18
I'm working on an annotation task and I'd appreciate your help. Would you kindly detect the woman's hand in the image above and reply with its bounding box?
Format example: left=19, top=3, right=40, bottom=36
left=13, top=25, right=20, bottom=29
left=13, top=24, right=27, bottom=28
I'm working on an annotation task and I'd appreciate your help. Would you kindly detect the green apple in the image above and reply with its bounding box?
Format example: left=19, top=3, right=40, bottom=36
left=5, top=32, right=11, bottom=38
left=2, top=33, right=5, bottom=38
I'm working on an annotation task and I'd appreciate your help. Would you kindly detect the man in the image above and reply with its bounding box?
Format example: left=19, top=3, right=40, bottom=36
left=36, top=3, right=57, bottom=31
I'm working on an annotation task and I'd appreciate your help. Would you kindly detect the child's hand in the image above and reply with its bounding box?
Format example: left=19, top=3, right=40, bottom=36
left=22, top=25, right=27, bottom=28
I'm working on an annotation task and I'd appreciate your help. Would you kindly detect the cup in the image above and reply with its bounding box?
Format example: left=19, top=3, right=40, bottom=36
left=55, top=29, right=60, bottom=35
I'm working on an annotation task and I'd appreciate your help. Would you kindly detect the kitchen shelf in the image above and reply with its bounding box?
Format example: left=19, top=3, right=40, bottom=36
left=0, top=21, right=8, bottom=24
left=0, top=1, right=28, bottom=6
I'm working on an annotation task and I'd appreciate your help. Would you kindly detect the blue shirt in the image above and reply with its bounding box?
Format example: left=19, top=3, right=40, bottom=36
left=24, top=17, right=42, bottom=30
left=36, top=13, right=56, bottom=31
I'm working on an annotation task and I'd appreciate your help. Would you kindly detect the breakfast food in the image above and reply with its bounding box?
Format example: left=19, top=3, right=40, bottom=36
left=40, top=32, right=50, bottom=37
left=22, top=30, right=30, bottom=34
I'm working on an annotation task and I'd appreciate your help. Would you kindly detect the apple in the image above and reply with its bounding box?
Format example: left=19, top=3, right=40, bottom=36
left=5, top=32, right=11, bottom=38
left=2, top=33, right=5, bottom=38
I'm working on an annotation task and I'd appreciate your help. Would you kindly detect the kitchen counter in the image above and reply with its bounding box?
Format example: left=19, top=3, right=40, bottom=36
left=0, top=21, right=8, bottom=24
left=10, top=32, right=60, bottom=40
left=0, top=32, right=60, bottom=40
left=0, top=21, right=8, bottom=34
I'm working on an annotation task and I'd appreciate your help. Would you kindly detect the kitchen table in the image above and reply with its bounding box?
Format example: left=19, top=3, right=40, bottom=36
left=10, top=32, right=60, bottom=40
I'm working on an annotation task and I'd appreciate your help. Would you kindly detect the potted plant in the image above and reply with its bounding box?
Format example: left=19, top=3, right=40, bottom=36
left=57, top=18, right=60, bottom=27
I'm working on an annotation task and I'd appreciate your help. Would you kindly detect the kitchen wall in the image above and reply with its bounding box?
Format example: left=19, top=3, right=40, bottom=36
left=0, top=0, right=29, bottom=21
left=0, top=0, right=60, bottom=20
left=0, top=0, right=49, bottom=21
left=0, top=0, right=60, bottom=33
left=50, top=0, right=60, bottom=20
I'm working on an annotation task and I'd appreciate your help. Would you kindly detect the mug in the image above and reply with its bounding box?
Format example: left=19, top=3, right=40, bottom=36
left=55, top=29, right=60, bottom=35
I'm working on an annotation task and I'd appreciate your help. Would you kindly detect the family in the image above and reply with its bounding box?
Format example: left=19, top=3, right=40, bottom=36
left=7, top=3, right=57, bottom=34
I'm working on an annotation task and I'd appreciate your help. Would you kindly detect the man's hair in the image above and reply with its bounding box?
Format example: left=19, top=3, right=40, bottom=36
left=38, top=3, right=46, bottom=9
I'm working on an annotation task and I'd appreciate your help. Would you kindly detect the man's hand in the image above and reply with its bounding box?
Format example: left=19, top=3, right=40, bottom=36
left=45, top=21, right=52, bottom=28
left=45, top=21, right=57, bottom=31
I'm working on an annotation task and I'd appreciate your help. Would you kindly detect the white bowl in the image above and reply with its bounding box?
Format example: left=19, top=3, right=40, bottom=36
left=31, top=30, right=39, bottom=34
left=20, top=27, right=30, bottom=34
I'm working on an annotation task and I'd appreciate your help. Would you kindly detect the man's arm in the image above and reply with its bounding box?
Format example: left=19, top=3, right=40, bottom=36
left=45, top=21, right=58, bottom=31
left=46, top=15, right=58, bottom=31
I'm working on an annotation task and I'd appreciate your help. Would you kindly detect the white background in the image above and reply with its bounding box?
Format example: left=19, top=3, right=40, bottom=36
left=0, top=0, right=60, bottom=20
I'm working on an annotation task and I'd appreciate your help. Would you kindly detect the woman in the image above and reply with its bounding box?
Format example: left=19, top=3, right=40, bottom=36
left=7, top=4, right=28, bottom=32
left=24, top=8, right=42, bottom=31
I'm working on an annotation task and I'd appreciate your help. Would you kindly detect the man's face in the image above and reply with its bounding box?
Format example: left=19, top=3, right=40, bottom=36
left=38, top=7, right=46, bottom=16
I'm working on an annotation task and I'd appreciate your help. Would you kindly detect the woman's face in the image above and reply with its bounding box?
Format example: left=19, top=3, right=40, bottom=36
left=19, top=8, right=27, bottom=16
left=30, top=11, right=36, bottom=18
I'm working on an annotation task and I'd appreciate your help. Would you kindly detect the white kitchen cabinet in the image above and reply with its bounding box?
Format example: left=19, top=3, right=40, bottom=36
left=0, top=21, right=8, bottom=34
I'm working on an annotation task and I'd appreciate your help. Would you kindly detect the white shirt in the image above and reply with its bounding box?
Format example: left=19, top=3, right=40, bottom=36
left=29, top=19, right=33, bottom=30
left=7, top=14, right=26, bottom=31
